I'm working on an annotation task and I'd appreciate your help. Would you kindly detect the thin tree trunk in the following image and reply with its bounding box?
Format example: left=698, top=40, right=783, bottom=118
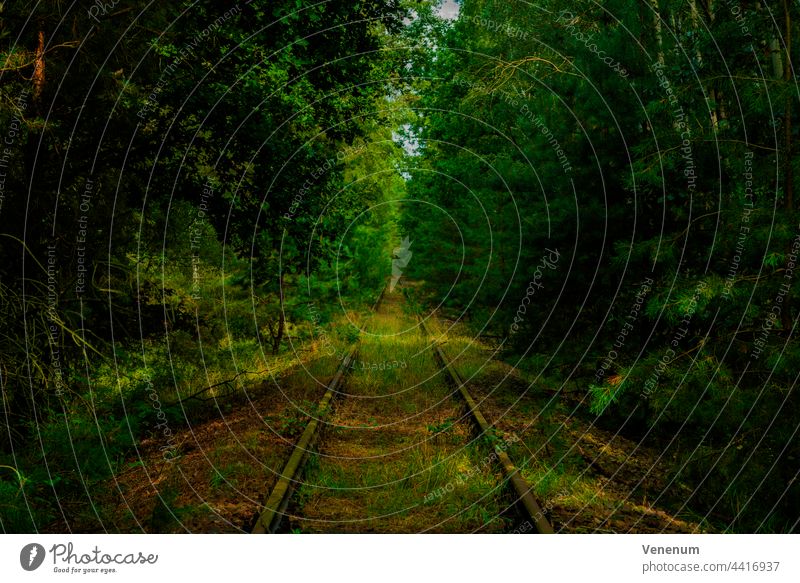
left=25, top=25, right=46, bottom=178
left=783, top=0, right=793, bottom=212
left=771, top=37, right=784, bottom=79
left=782, top=0, right=794, bottom=331
left=273, top=274, right=285, bottom=354
left=32, top=28, right=45, bottom=103
left=651, top=0, right=664, bottom=65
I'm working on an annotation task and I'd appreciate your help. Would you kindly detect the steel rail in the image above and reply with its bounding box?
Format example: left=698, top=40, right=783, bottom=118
left=252, top=286, right=386, bottom=534
left=416, top=314, right=555, bottom=534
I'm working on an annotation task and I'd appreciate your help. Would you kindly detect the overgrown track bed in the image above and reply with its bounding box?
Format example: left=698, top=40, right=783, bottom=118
left=419, top=314, right=710, bottom=534
left=253, top=283, right=526, bottom=533
left=251, top=288, right=386, bottom=533
left=416, top=314, right=554, bottom=534
left=251, top=344, right=359, bottom=533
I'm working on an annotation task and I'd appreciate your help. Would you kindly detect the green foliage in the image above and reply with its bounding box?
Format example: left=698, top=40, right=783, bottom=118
left=2, top=0, right=798, bottom=534
left=0, top=0, right=406, bottom=532
left=400, top=0, right=800, bottom=532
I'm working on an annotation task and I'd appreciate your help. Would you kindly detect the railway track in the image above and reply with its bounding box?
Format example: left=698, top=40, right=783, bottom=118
left=251, top=287, right=385, bottom=534
left=251, top=282, right=553, bottom=534
left=415, top=313, right=554, bottom=534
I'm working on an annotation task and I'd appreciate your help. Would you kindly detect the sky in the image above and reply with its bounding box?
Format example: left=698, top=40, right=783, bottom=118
left=436, top=0, right=460, bottom=21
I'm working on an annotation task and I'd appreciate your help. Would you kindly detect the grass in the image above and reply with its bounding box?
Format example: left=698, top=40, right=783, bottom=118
left=405, top=294, right=708, bottom=533
left=289, top=288, right=512, bottom=532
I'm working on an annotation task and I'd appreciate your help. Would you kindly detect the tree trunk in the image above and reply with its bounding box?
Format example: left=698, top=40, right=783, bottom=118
left=272, top=274, right=285, bottom=354
left=651, top=0, right=664, bottom=65
left=783, top=0, right=793, bottom=212
left=771, top=37, right=784, bottom=79
left=32, top=29, right=45, bottom=103
left=25, top=25, right=46, bottom=178
left=782, top=0, right=794, bottom=331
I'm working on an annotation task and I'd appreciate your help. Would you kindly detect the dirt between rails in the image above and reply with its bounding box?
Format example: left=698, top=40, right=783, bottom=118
left=281, top=287, right=514, bottom=533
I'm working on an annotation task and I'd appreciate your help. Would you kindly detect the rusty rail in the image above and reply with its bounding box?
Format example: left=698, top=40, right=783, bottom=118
left=252, top=286, right=386, bottom=534
left=417, top=314, right=555, bottom=534
left=252, top=344, right=357, bottom=533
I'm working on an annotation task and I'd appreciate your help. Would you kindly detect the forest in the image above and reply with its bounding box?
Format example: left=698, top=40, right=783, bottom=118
left=0, top=0, right=798, bottom=534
